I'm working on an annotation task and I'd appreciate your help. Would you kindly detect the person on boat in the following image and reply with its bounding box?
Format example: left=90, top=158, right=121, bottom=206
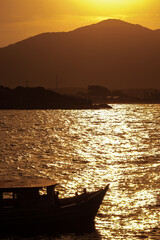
left=75, top=191, right=79, bottom=202
left=83, top=188, right=87, bottom=194
left=54, top=191, right=60, bottom=207
left=82, top=188, right=88, bottom=200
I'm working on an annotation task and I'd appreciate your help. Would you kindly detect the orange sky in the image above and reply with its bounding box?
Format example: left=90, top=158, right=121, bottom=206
left=0, top=0, right=160, bottom=47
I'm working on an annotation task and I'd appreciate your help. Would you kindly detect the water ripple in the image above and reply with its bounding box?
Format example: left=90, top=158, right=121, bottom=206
left=0, top=105, right=160, bottom=239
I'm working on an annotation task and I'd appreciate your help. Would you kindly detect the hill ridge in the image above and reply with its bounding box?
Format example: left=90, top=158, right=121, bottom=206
left=1, top=19, right=154, bottom=49
left=0, top=19, right=160, bottom=89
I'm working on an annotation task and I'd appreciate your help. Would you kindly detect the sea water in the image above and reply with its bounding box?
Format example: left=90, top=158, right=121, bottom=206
left=0, top=104, right=159, bottom=239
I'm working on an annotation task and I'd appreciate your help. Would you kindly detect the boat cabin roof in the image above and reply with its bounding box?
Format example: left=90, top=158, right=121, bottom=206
left=0, top=178, right=57, bottom=191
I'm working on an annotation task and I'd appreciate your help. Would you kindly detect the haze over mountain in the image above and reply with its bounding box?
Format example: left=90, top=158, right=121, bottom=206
left=0, top=19, right=160, bottom=89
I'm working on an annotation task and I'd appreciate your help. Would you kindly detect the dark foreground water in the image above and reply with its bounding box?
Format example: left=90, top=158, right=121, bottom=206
left=0, top=104, right=160, bottom=239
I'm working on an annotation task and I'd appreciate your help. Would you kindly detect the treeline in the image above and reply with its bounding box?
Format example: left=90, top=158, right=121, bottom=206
left=0, top=86, right=95, bottom=109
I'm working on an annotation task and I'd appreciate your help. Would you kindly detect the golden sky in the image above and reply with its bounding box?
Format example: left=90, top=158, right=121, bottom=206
left=0, top=0, right=160, bottom=47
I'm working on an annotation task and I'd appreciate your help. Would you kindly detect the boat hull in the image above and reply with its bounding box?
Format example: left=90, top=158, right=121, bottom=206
left=0, top=185, right=109, bottom=234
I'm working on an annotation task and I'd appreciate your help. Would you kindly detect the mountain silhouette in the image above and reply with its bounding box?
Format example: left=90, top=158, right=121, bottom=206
left=0, top=19, right=160, bottom=89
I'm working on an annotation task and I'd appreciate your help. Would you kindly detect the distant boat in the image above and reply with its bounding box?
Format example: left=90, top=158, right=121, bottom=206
left=0, top=178, right=109, bottom=234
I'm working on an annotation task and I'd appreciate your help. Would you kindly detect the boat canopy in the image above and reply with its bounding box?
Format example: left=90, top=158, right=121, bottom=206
left=0, top=178, right=57, bottom=191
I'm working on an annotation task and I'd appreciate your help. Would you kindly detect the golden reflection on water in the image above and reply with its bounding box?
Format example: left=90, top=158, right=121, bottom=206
left=0, top=105, right=160, bottom=239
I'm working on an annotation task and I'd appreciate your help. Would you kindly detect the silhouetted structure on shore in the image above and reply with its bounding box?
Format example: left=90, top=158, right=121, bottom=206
left=108, top=89, right=160, bottom=103
left=86, top=85, right=160, bottom=104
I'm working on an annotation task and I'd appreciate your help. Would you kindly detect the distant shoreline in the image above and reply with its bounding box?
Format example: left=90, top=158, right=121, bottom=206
left=0, top=86, right=112, bottom=110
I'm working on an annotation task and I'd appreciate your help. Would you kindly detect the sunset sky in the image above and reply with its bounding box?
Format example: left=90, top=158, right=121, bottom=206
left=0, top=0, right=160, bottom=47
